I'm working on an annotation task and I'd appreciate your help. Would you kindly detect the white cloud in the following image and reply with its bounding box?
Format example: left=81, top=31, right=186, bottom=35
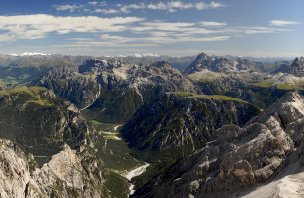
left=270, top=20, right=301, bottom=26
left=0, top=14, right=295, bottom=50
left=95, top=8, right=120, bottom=14
left=200, top=21, right=227, bottom=27
left=195, top=2, right=224, bottom=10
left=0, top=14, right=144, bottom=41
left=54, top=4, right=83, bottom=12
left=88, top=1, right=107, bottom=6
left=53, top=1, right=225, bottom=14
left=119, top=1, right=224, bottom=13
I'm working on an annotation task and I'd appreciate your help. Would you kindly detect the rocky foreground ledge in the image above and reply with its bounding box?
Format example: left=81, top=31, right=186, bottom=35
left=0, top=140, right=107, bottom=197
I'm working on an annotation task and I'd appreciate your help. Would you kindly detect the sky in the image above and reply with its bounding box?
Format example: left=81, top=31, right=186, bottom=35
left=0, top=0, right=303, bottom=57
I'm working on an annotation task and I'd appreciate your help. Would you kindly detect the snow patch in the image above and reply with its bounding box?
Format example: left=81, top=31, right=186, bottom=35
left=10, top=52, right=51, bottom=56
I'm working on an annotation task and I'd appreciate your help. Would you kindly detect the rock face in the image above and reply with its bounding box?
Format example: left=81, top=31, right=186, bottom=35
left=38, top=59, right=194, bottom=122
left=0, top=139, right=107, bottom=198
left=133, top=92, right=304, bottom=198
left=37, top=66, right=100, bottom=109
left=184, top=52, right=260, bottom=74
left=288, top=57, right=304, bottom=77
left=122, top=92, right=260, bottom=154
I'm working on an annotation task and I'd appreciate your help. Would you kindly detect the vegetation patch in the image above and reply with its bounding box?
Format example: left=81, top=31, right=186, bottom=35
left=104, top=171, right=130, bottom=198
left=0, top=86, right=51, bottom=106
left=171, top=92, right=247, bottom=103
left=88, top=120, right=141, bottom=172
left=275, top=83, right=303, bottom=90
left=248, top=82, right=273, bottom=88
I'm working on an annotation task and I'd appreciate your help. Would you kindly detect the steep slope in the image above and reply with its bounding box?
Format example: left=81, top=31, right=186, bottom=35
left=122, top=92, right=260, bottom=155
left=38, top=59, right=194, bottom=122
left=134, top=92, right=304, bottom=198
left=0, top=86, right=88, bottom=162
left=0, top=139, right=108, bottom=197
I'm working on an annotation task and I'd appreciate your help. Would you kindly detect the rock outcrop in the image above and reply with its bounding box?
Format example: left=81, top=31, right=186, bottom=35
left=0, top=139, right=107, bottom=198
left=133, top=92, right=304, bottom=198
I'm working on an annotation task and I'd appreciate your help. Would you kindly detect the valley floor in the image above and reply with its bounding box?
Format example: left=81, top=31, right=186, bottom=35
left=88, top=120, right=149, bottom=197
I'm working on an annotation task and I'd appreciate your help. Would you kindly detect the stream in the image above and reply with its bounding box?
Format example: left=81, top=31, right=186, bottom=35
left=94, top=123, right=150, bottom=197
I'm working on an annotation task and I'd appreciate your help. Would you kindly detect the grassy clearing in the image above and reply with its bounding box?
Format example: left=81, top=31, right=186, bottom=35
left=248, top=82, right=273, bottom=88
left=0, top=86, right=47, bottom=96
left=276, top=83, right=303, bottom=90
left=171, top=92, right=247, bottom=103
left=0, top=86, right=51, bottom=106
left=248, top=82, right=304, bottom=91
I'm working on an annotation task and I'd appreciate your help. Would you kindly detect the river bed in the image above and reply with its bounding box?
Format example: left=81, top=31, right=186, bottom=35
left=124, top=163, right=150, bottom=196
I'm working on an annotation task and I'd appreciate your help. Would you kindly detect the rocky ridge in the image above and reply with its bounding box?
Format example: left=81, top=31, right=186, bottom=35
left=184, top=52, right=261, bottom=74
left=133, top=92, right=304, bottom=198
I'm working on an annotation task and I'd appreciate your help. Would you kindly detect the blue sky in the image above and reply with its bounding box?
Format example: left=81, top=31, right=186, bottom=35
left=0, top=0, right=303, bottom=57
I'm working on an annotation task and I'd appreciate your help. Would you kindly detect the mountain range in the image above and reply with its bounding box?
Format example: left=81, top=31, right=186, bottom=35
left=0, top=52, right=303, bottom=198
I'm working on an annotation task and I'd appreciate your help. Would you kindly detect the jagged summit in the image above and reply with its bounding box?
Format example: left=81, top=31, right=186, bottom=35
left=288, top=57, right=304, bottom=77
left=184, top=52, right=259, bottom=74
left=150, top=61, right=172, bottom=68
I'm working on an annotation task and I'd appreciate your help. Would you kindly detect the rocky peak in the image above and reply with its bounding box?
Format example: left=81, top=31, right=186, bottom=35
left=193, top=52, right=209, bottom=63
left=78, top=58, right=108, bottom=73
left=185, top=52, right=261, bottom=74
left=150, top=61, right=171, bottom=68
left=184, top=52, right=238, bottom=73
left=288, top=57, right=304, bottom=77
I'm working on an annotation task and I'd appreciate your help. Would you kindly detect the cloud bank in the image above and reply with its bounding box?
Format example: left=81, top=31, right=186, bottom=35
left=54, top=1, right=225, bottom=14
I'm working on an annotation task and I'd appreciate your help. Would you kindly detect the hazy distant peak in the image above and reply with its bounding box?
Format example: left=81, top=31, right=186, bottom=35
left=10, top=52, right=51, bottom=56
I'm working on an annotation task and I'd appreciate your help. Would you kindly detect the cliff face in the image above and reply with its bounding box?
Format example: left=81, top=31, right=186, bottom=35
left=0, top=139, right=107, bottom=198
left=122, top=92, right=260, bottom=154
left=133, top=92, right=304, bottom=198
